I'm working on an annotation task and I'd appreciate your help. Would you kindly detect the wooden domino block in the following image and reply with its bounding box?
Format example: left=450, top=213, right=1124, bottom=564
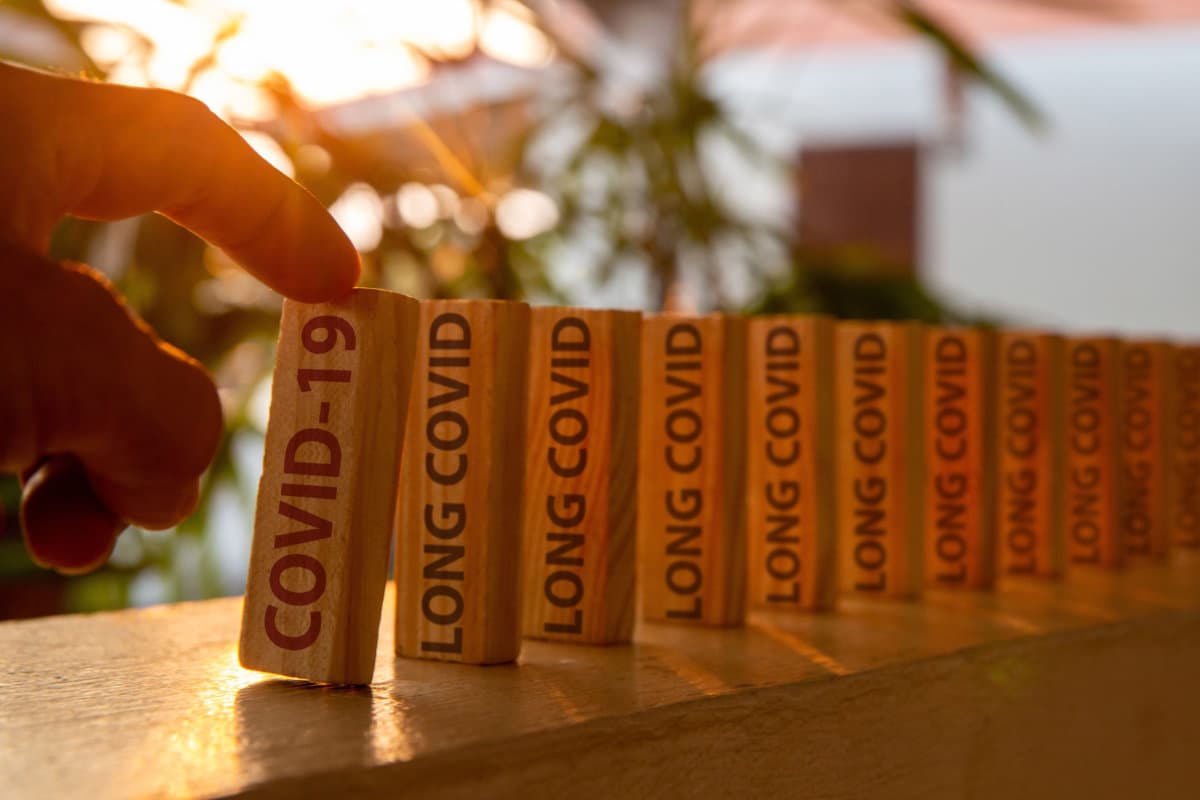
left=834, top=321, right=924, bottom=600
left=745, top=315, right=836, bottom=612
left=995, top=331, right=1066, bottom=579
left=1064, top=337, right=1122, bottom=569
left=1169, top=345, right=1200, bottom=548
left=522, top=307, right=641, bottom=644
left=638, top=314, right=747, bottom=626
left=240, top=289, right=419, bottom=685
left=394, top=300, right=531, bottom=664
left=923, top=327, right=997, bottom=590
left=1118, top=340, right=1173, bottom=560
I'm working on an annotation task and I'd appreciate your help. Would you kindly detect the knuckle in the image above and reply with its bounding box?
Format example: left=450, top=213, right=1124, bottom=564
left=149, top=89, right=217, bottom=131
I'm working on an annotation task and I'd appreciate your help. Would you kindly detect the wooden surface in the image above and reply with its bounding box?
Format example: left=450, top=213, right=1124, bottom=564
left=394, top=300, right=530, bottom=664
left=923, top=327, right=996, bottom=590
left=745, top=315, right=836, bottom=611
left=522, top=308, right=640, bottom=643
left=1064, top=337, right=1122, bottom=569
left=1119, top=340, right=1172, bottom=560
left=1171, top=345, right=1200, bottom=547
left=835, top=321, right=924, bottom=599
left=638, top=314, right=748, bottom=626
left=5, top=558, right=1200, bottom=798
left=240, top=290, right=418, bottom=684
left=995, top=332, right=1066, bottom=579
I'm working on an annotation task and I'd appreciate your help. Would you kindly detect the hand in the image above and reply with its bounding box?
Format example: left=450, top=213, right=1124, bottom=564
left=0, top=61, right=360, bottom=574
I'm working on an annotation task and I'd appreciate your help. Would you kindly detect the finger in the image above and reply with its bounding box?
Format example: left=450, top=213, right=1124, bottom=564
left=53, top=262, right=221, bottom=528
left=5, top=63, right=359, bottom=302
left=4, top=245, right=224, bottom=530
left=21, top=455, right=126, bottom=575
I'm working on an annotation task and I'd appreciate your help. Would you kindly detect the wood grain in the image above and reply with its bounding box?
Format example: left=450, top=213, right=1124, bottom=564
left=745, top=315, right=836, bottom=611
left=239, top=289, right=418, bottom=685
left=1064, top=337, right=1122, bottom=569
left=835, top=321, right=925, bottom=599
left=1170, top=345, right=1200, bottom=548
left=923, top=327, right=996, bottom=590
left=521, top=307, right=641, bottom=644
left=7, top=558, right=1200, bottom=799
left=995, top=332, right=1066, bottom=579
left=394, top=300, right=531, bottom=664
left=1119, top=340, right=1173, bottom=560
left=638, top=313, right=747, bottom=626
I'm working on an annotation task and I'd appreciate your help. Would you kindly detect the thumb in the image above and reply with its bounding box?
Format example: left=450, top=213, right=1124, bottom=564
left=21, top=455, right=125, bottom=575
left=2, top=244, right=224, bottom=570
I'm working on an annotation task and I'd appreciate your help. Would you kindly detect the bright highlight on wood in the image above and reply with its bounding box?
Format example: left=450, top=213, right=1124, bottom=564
left=239, top=289, right=419, bottom=685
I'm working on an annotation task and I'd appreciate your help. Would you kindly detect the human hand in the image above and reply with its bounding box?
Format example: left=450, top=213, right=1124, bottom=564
left=0, top=61, right=360, bottom=574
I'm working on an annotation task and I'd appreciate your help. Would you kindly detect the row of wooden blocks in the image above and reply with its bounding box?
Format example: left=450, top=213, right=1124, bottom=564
left=238, top=290, right=1200, bottom=683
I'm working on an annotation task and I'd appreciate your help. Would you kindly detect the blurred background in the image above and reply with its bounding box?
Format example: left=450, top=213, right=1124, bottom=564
left=1, top=0, right=1198, bottom=617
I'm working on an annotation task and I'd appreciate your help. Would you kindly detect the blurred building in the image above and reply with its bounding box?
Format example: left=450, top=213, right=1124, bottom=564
left=700, top=0, right=1200, bottom=334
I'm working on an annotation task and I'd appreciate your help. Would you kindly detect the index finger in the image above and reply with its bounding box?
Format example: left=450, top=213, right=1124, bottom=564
left=27, top=65, right=359, bottom=302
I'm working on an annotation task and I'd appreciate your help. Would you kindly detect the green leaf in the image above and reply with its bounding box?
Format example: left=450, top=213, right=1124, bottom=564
left=896, top=3, right=1044, bottom=132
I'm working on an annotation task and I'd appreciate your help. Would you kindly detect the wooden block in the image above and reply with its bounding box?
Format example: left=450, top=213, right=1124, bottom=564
left=394, top=300, right=531, bottom=663
left=1119, top=340, right=1173, bottom=560
left=638, top=314, right=747, bottom=626
left=239, top=289, right=419, bottom=685
left=521, top=307, right=641, bottom=644
left=1169, top=345, right=1200, bottom=548
left=834, top=321, right=924, bottom=600
left=995, top=331, right=1066, bottom=579
left=745, top=315, right=836, bottom=611
left=1064, top=337, right=1122, bottom=569
left=923, top=327, right=996, bottom=590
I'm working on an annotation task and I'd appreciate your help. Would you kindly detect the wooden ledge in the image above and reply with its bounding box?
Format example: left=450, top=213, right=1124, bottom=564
left=4, top=555, right=1200, bottom=798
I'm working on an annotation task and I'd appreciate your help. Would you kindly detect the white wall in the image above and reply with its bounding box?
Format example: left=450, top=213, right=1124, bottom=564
left=925, top=25, right=1200, bottom=338
left=710, top=24, right=1200, bottom=336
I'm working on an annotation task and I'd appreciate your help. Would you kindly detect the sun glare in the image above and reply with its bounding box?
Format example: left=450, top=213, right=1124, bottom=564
left=40, top=0, right=559, bottom=254
left=45, top=0, right=553, bottom=111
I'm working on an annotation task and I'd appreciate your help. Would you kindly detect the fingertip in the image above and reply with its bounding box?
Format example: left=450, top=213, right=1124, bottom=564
left=283, top=231, right=361, bottom=304
left=212, top=181, right=362, bottom=304
left=275, top=188, right=361, bottom=303
left=42, top=76, right=363, bottom=304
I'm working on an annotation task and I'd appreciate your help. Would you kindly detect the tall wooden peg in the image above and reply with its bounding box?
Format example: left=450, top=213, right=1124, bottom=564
left=995, top=331, right=1066, bottom=579
left=834, top=321, right=924, bottom=600
left=522, top=307, right=641, bottom=644
left=1169, top=345, right=1200, bottom=548
left=240, top=289, right=419, bottom=685
left=395, top=300, right=531, bottom=664
left=923, top=327, right=996, bottom=590
left=1118, top=340, right=1173, bottom=560
left=1063, top=337, right=1122, bottom=569
left=745, top=315, right=836, bottom=612
left=638, top=314, right=747, bottom=626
